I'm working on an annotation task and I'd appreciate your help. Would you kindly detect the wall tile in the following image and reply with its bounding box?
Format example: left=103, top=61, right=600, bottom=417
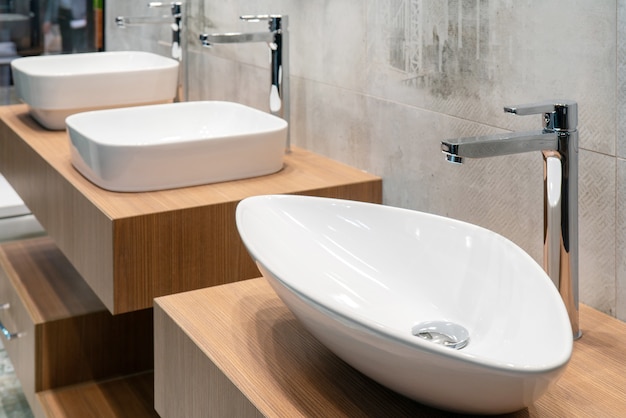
left=579, top=150, right=616, bottom=315
left=617, top=158, right=626, bottom=320
left=365, top=0, right=616, bottom=154
left=287, top=1, right=368, bottom=91
left=186, top=48, right=269, bottom=110
left=105, top=0, right=623, bottom=320
left=187, top=0, right=369, bottom=92
left=618, top=0, right=626, bottom=159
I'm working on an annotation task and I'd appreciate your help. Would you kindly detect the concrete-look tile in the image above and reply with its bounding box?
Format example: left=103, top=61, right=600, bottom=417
left=618, top=0, right=626, bottom=159
left=186, top=49, right=270, bottom=110
left=194, top=0, right=365, bottom=89
left=288, top=1, right=368, bottom=91
left=103, top=0, right=622, bottom=319
left=365, top=0, right=616, bottom=155
left=579, top=150, right=616, bottom=315
left=617, top=159, right=626, bottom=320
left=290, top=77, right=371, bottom=169
left=203, top=0, right=369, bottom=91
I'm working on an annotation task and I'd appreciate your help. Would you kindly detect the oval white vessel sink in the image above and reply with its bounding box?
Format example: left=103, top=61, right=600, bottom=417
left=236, top=195, right=573, bottom=415
left=67, top=101, right=287, bottom=192
left=11, top=51, right=179, bottom=130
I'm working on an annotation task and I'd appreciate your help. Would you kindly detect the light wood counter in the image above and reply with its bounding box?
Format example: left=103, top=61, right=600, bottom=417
left=154, top=278, right=626, bottom=418
left=0, top=105, right=382, bottom=314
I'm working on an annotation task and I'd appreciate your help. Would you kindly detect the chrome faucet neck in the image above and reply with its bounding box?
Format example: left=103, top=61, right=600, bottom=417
left=116, top=2, right=187, bottom=102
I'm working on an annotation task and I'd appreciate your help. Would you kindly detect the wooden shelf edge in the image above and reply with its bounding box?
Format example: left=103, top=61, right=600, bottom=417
left=0, top=237, right=108, bottom=323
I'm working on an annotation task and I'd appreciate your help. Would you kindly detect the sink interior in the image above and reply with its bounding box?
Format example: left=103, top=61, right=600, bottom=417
left=67, top=101, right=288, bottom=192
left=236, top=194, right=573, bottom=415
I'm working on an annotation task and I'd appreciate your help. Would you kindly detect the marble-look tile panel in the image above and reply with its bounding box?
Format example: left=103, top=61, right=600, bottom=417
left=365, top=0, right=616, bottom=155
left=617, top=159, right=626, bottom=320
left=106, top=0, right=617, bottom=156
left=579, top=150, right=616, bottom=315
left=104, top=0, right=623, bottom=319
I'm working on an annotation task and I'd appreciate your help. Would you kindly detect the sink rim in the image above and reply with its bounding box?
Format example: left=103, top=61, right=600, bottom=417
left=67, top=101, right=288, bottom=192
left=65, top=100, right=288, bottom=147
left=10, top=50, right=179, bottom=79
left=236, top=194, right=573, bottom=374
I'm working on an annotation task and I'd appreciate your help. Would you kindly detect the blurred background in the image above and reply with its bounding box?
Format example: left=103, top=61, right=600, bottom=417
left=0, top=0, right=105, bottom=104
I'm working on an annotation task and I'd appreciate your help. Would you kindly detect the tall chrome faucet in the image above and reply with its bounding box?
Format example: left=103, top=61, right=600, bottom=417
left=199, top=15, right=290, bottom=152
left=441, top=101, right=581, bottom=339
left=116, top=2, right=187, bottom=101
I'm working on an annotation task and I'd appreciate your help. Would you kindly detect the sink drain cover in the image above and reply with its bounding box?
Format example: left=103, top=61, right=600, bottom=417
left=412, top=321, right=470, bottom=350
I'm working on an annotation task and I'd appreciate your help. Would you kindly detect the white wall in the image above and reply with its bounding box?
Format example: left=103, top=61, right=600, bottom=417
left=106, top=0, right=626, bottom=320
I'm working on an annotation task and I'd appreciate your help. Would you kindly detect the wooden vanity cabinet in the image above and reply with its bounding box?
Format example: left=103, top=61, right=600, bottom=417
left=0, top=238, right=154, bottom=417
left=0, top=104, right=383, bottom=314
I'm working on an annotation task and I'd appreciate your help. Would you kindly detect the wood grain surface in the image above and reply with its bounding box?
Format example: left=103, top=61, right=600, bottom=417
left=37, top=372, right=158, bottom=418
left=155, top=278, right=626, bottom=418
left=0, top=238, right=154, bottom=411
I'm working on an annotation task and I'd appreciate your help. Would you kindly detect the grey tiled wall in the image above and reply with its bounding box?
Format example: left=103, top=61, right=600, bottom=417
left=107, top=0, right=625, bottom=320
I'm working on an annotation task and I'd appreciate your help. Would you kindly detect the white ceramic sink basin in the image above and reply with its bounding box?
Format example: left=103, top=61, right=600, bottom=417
left=11, top=51, right=179, bottom=130
left=67, top=101, right=287, bottom=192
left=236, top=195, right=573, bottom=415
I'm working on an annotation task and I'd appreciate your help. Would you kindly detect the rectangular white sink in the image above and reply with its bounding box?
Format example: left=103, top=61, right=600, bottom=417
left=66, top=101, right=288, bottom=192
left=11, top=51, right=179, bottom=130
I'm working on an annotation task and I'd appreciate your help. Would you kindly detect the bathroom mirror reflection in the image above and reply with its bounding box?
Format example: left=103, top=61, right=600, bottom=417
left=1, top=0, right=105, bottom=105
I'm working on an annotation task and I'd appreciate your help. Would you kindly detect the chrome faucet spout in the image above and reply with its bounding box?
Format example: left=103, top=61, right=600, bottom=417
left=116, top=2, right=186, bottom=101
left=199, top=32, right=275, bottom=46
left=115, top=16, right=172, bottom=27
left=441, top=130, right=558, bottom=160
left=441, top=100, right=581, bottom=340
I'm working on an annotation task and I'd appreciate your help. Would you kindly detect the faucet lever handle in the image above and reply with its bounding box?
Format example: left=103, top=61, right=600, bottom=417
left=148, top=2, right=182, bottom=16
left=148, top=2, right=181, bottom=8
left=504, top=100, right=577, bottom=131
left=240, top=14, right=283, bottom=22
left=240, top=15, right=287, bottom=31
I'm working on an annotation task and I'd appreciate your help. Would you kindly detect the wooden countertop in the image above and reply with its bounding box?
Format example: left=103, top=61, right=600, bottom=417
left=154, top=278, right=626, bottom=417
left=0, top=105, right=382, bottom=313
